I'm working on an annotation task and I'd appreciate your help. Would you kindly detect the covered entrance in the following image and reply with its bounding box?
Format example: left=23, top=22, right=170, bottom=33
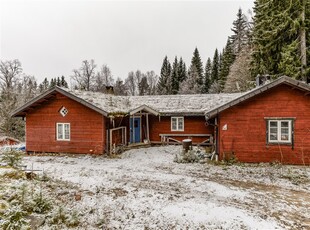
left=107, top=105, right=159, bottom=153
left=128, top=105, right=159, bottom=144
left=130, top=117, right=141, bottom=143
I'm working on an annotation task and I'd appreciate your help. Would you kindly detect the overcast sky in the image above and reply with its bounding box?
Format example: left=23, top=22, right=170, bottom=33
left=0, top=0, right=254, bottom=83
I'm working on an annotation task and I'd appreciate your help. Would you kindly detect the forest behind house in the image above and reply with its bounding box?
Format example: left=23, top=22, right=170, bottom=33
left=0, top=0, right=309, bottom=140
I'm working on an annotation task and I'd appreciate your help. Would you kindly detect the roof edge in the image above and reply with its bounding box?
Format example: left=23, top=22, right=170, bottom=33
left=205, top=76, right=310, bottom=119
left=129, top=105, right=159, bottom=116
left=12, top=86, right=109, bottom=117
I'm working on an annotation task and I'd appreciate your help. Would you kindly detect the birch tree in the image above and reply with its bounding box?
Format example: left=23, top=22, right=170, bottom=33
left=71, top=60, right=97, bottom=91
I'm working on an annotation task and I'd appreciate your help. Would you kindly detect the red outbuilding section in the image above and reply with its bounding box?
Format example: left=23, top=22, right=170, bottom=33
left=206, top=79, right=310, bottom=165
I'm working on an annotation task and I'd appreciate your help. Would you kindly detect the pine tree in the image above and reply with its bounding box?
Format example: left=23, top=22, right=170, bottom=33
left=171, top=57, right=179, bottom=94
left=157, top=56, right=172, bottom=95
left=211, top=49, right=220, bottom=84
left=229, top=8, right=249, bottom=55
left=190, top=48, right=204, bottom=92
left=203, top=58, right=212, bottom=93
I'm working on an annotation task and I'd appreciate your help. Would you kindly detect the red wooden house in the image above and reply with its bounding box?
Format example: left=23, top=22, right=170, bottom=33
left=12, top=86, right=239, bottom=154
left=12, top=76, right=310, bottom=164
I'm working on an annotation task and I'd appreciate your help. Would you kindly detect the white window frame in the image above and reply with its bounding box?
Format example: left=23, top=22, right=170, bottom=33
left=56, top=123, right=70, bottom=141
left=268, top=120, right=292, bottom=144
left=171, top=117, right=184, bottom=131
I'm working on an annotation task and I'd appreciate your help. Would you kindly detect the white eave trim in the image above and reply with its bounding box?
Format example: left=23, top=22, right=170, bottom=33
left=129, top=105, right=159, bottom=116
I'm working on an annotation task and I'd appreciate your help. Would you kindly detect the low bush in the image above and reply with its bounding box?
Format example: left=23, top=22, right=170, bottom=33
left=174, top=147, right=208, bottom=163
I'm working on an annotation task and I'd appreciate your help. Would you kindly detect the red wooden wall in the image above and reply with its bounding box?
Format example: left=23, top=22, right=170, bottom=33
left=149, top=115, right=214, bottom=144
left=218, top=84, right=310, bottom=164
left=26, top=93, right=105, bottom=154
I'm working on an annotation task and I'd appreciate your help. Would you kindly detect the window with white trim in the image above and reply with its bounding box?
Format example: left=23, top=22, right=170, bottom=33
left=268, top=120, right=292, bottom=143
left=171, top=117, right=184, bottom=131
left=56, top=123, right=70, bottom=141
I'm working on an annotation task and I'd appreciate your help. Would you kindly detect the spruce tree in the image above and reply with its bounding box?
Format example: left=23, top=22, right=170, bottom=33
left=211, top=49, right=220, bottom=83
left=60, top=76, right=68, bottom=88
left=171, top=57, right=179, bottom=94
left=178, top=58, right=187, bottom=83
left=218, top=40, right=235, bottom=91
left=138, top=76, right=149, bottom=96
left=157, top=56, right=172, bottom=95
left=42, top=77, right=49, bottom=89
left=306, top=0, right=310, bottom=81
left=252, top=0, right=309, bottom=80
left=229, top=8, right=249, bottom=55
left=190, top=48, right=204, bottom=91
left=179, top=65, right=202, bottom=94
left=204, top=58, right=212, bottom=93
left=50, top=78, right=56, bottom=88
left=56, top=77, right=61, bottom=86
left=38, top=84, right=44, bottom=93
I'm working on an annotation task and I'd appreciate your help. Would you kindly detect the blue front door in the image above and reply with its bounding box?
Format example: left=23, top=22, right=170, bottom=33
left=130, top=117, right=141, bottom=143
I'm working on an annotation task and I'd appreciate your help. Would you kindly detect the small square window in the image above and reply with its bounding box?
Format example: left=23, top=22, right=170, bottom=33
left=59, top=106, right=68, bottom=117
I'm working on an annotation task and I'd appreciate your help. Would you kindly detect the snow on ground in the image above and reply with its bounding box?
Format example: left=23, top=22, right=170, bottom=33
left=22, top=146, right=310, bottom=229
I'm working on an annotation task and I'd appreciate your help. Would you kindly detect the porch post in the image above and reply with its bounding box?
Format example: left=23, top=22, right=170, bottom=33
left=132, top=114, right=135, bottom=143
left=109, top=129, right=113, bottom=154
left=124, top=126, right=127, bottom=145
left=146, top=113, right=150, bottom=142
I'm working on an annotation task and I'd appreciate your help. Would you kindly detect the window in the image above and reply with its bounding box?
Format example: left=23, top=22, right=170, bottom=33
left=267, top=120, right=292, bottom=144
left=171, top=117, right=184, bottom=131
left=57, top=123, right=70, bottom=141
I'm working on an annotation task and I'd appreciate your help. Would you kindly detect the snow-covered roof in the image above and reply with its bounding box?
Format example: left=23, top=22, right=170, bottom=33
left=61, top=87, right=243, bottom=116
left=13, top=76, right=308, bottom=118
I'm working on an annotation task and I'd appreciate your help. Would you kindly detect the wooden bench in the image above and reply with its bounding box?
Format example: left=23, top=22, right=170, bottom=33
left=159, top=134, right=213, bottom=146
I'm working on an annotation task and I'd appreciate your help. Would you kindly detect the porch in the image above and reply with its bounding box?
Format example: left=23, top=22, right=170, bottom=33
left=106, top=105, right=159, bottom=154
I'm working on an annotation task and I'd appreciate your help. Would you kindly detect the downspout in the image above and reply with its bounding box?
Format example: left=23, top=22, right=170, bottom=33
left=106, top=116, right=112, bottom=154
left=215, top=115, right=219, bottom=161
left=205, top=113, right=219, bottom=162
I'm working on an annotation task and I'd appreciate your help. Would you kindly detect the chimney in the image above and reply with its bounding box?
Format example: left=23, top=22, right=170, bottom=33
left=105, top=86, right=114, bottom=95
left=256, top=74, right=271, bottom=87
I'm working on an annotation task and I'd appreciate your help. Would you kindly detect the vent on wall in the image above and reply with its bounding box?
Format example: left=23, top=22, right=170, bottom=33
left=59, top=106, right=68, bottom=117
